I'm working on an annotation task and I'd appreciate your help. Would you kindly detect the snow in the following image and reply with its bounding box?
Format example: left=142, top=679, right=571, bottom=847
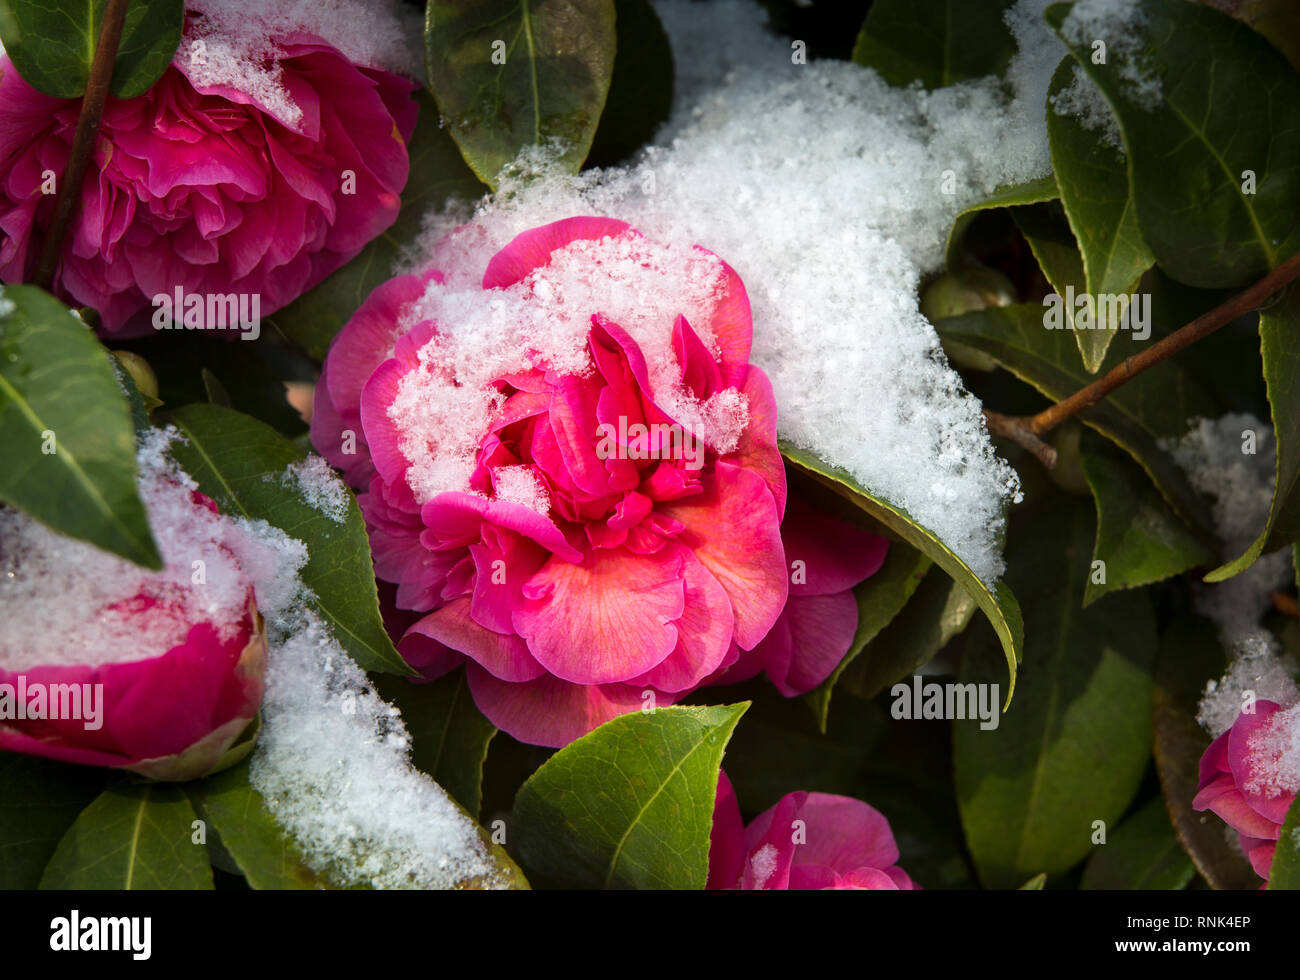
left=749, top=842, right=778, bottom=889
left=183, top=0, right=422, bottom=129
left=280, top=455, right=350, bottom=524
left=1058, top=0, right=1162, bottom=110
left=1050, top=63, right=1124, bottom=152
left=384, top=0, right=1102, bottom=584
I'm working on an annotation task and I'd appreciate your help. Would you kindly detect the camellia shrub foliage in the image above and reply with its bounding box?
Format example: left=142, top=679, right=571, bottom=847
left=0, top=0, right=1298, bottom=892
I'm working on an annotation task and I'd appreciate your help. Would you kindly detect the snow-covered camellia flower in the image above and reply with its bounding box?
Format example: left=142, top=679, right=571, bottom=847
left=312, top=215, right=887, bottom=746
left=0, top=446, right=273, bottom=781
left=708, top=772, right=918, bottom=890
left=0, top=1, right=418, bottom=334
left=1194, top=700, right=1300, bottom=883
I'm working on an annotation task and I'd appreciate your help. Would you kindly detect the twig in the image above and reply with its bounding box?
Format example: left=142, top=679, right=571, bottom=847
left=984, top=249, right=1300, bottom=466
left=984, top=409, right=1057, bottom=469
left=33, top=0, right=130, bottom=292
left=1273, top=591, right=1299, bottom=619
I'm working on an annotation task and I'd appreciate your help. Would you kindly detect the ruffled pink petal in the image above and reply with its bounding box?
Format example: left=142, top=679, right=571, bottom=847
left=512, top=545, right=688, bottom=684
left=406, top=598, right=545, bottom=682
left=465, top=666, right=671, bottom=748
left=482, top=216, right=633, bottom=289
left=708, top=771, right=748, bottom=890
left=755, top=590, right=860, bottom=697
left=1226, top=701, right=1295, bottom=826
left=719, top=365, right=786, bottom=518
left=628, top=550, right=734, bottom=693
left=696, top=249, right=754, bottom=389
left=789, top=793, right=901, bottom=873
left=658, top=461, right=787, bottom=650
left=781, top=495, right=889, bottom=597
left=741, top=793, right=802, bottom=889
left=1192, top=774, right=1283, bottom=841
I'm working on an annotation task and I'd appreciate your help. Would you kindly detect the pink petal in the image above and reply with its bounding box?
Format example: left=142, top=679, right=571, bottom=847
left=482, top=216, right=633, bottom=289
left=708, top=771, right=748, bottom=890
left=789, top=793, right=901, bottom=873
left=755, top=590, right=860, bottom=697
left=781, top=495, right=889, bottom=597
left=406, top=598, right=545, bottom=682
left=628, top=550, right=734, bottom=693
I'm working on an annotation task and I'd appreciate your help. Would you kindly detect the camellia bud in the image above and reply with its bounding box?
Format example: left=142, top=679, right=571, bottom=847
left=921, top=266, right=1017, bottom=372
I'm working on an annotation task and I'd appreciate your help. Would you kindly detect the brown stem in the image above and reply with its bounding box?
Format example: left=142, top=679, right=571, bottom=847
left=33, top=0, right=130, bottom=292
left=984, top=249, right=1300, bottom=466
left=1273, top=591, right=1299, bottom=619
left=984, top=409, right=1058, bottom=469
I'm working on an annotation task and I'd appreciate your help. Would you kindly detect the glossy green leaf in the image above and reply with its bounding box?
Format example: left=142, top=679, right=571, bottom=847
left=1151, top=613, right=1258, bottom=889
left=425, top=0, right=617, bottom=188
left=372, top=668, right=497, bottom=818
left=1207, top=288, right=1300, bottom=580
left=185, top=762, right=321, bottom=890
left=934, top=302, right=1217, bottom=534
left=585, top=0, right=672, bottom=167
left=807, top=544, right=931, bottom=731
left=512, top=703, right=747, bottom=889
left=1046, top=0, right=1300, bottom=288
left=0, top=0, right=183, bottom=98
left=1081, top=796, right=1196, bottom=889
left=167, top=403, right=411, bottom=675
left=39, top=783, right=213, bottom=889
left=0, top=285, right=161, bottom=568
left=1079, top=429, right=1215, bottom=605
left=945, top=174, right=1059, bottom=268
left=268, top=90, right=488, bottom=361
left=0, top=756, right=112, bottom=888
left=1019, top=872, right=1047, bottom=889
left=1268, top=793, right=1300, bottom=889
left=781, top=442, right=1023, bottom=705
left=1045, top=59, right=1156, bottom=371
left=955, top=500, right=1156, bottom=889
left=851, top=0, right=1017, bottom=89
left=837, top=563, right=979, bottom=700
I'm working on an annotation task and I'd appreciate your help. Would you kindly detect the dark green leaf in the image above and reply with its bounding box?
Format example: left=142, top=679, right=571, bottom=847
left=1268, top=793, right=1300, bottom=889
left=0, top=284, right=161, bottom=567
left=39, top=782, right=213, bottom=889
left=851, top=0, right=1017, bottom=89
left=1079, top=429, right=1215, bottom=604
left=167, top=403, right=411, bottom=675
left=0, top=756, right=112, bottom=888
left=1081, top=795, right=1196, bottom=889
left=268, top=90, right=488, bottom=361
left=837, top=563, right=979, bottom=700
left=945, top=174, right=1059, bottom=268
left=185, top=762, right=321, bottom=890
left=0, top=0, right=183, bottom=99
left=807, top=544, right=931, bottom=731
left=1046, top=58, right=1156, bottom=371
left=781, top=442, right=1023, bottom=705
left=512, top=703, right=747, bottom=889
left=934, top=302, right=1217, bottom=534
left=1046, top=0, right=1300, bottom=287
left=585, top=0, right=672, bottom=167
left=425, top=0, right=617, bottom=187
left=1207, top=287, right=1300, bottom=580
left=1019, top=872, right=1047, bottom=889
left=955, top=500, right=1156, bottom=889
left=372, top=668, right=497, bottom=818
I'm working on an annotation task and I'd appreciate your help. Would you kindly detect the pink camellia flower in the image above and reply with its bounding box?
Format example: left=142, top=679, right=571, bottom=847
left=0, top=481, right=266, bottom=781
left=1193, top=700, right=1300, bottom=883
left=0, top=6, right=417, bottom=334
left=708, top=771, right=918, bottom=890
left=312, top=215, right=888, bottom=746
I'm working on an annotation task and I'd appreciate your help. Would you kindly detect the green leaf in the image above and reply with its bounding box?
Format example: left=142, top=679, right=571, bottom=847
left=372, top=668, right=497, bottom=818
left=851, top=0, right=1017, bottom=89
left=955, top=500, right=1156, bottom=889
left=167, top=402, right=412, bottom=675
left=585, top=0, right=673, bottom=167
left=780, top=442, right=1023, bottom=706
left=1019, top=872, right=1047, bottom=889
left=945, top=174, right=1059, bottom=268
left=39, top=783, right=213, bottom=889
left=511, top=703, right=747, bottom=889
left=1079, top=429, right=1215, bottom=605
left=1045, top=0, right=1300, bottom=288
left=1207, top=287, right=1300, bottom=580
left=0, top=285, right=161, bottom=568
left=1045, top=59, right=1156, bottom=371
left=1151, top=613, right=1258, bottom=889
left=425, top=0, right=617, bottom=188
left=934, top=302, right=1217, bottom=534
left=0, top=756, right=112, bottom=888
left=1081, top=796, right=1196, bottom=889
left=807, top=544, right=931, bottom=731
left=1268, top=793, right=1300, bottom=889
left=267, top=90, right=488, bottom=361
left=836, top=563, right=979, bottom=700
left=185, top=762, right=321, bottom=890
left=0, top=0, right=183, bottom=99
